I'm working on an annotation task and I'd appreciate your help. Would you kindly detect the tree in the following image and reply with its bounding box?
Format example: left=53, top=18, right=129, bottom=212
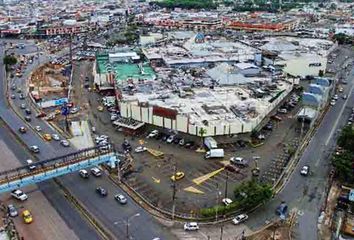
left=332, top=151, right=354, bottom=182
left=198, top=127, right=207, bottom=148
left=234, top=180, right=273, bottom=210
left=318, top=70, right=324, bottom=77
left=3, top=55, right=17, bottom=66
left=338, top=126, right=354, bottom=151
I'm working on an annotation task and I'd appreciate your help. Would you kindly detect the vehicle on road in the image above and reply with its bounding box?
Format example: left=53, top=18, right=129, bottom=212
left=36, top=112, right=46, bottom=118
left=7, top=204, right=18, bottom=217
left=43, top=133, right=52, bottom=141
left=70, top=107, right=79, bottom=114
left=96, top=187, right=107, bottom=197
left=205, top=149, right=224, bottom=159
left=35, top=126, right=42, bottom=132
left=300, top=165, right=309, bottom=176
left=24, top=116, right=31, bottom=122
left=79, top=169, right=89, bottom=178
left=19, top=93, right=25, bottom=100
left=19, top=126, right=27, bottom=133
left=333, top=94, right=338, bottom=100
left=342, top=94, right=347, bottom=100
left=25, top=108, right=31, bottom=115
left=11, top=189, right=28, bottom=201
left=147, top=130, right=159, bottom=138
left=97, top=106, right=104, bottom=112
left=60, top=140, right=70, bottom=147
left=26, top=159, right=36, bottom=170
left=20, top=103, right=26, bottom=109
left=30, top=145, right=40, bottom=153
left=339, top=87, right=343, bottom=92
left=184, top=141, right=195, bottom=149
left=232, top=214, right=248, bottom=225
left=52, top=134, right=60, bottom=141
left=134, top=146, right=147, bottom=153
left=114, top=194, right=127, bottom=204
left=22, top=210, right=33, bottom=224
left=278, top=108, right=288, bottom=114
left=10, top=94, right=15, bottom=99
left=171, top=172, right=185, bottom=181
left=184, top=222, right=199, bottom=231
left=222, top=198, right=233, bottom=206
left=11, top=84, right=16, bottom=90
left=91, top=167, right=102, bottom=177
left=330, top=100, right=336, bottom=106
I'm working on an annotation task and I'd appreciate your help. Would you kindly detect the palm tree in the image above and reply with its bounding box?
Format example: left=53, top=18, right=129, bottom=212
left=198, top=127, right=207, bottom=149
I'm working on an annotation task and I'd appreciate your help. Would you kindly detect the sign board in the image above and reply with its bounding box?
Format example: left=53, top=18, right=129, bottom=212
left=349, top=189, right=354, bottom=202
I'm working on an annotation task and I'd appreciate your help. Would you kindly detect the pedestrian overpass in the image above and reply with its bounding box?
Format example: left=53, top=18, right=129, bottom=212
left=0, top=145, right=118, bottom=193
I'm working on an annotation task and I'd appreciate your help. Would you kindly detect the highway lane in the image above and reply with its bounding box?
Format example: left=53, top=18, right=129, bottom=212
left=0, top=42, right=178, bottom=240
left=247, top=59, right=354, bottom=239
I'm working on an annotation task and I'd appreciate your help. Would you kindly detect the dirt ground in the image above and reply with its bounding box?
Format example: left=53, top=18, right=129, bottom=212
left=65, top=60, right=307, bottom=215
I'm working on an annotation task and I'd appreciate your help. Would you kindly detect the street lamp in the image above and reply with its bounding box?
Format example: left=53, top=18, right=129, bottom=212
left=114, top=213, right=140, bottom=240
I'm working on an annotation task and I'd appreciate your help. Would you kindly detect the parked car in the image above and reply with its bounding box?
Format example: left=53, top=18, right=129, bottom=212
left=300, top=165, right=309, bottom=176
left=20, top=103, right=26, bottom=109
left=184, top=222, right=199, bottom=231
left=11, top=189, right=28, bottom=201
left=91, top=167, right=102, bottom=177
left=96, top=187, right=107, bottom=197
left=70, top=107, right=79, bottom=114
left=342, top=94, right=347, bottom=100
left=277, top=108, right=288, bottom=114
left=166, top=135, right=175, bottom=143
left=333, top=95, right=338, bottom=100
left=35, top=126, right=42, bottom=132
left=184, top=141, right=195, bottom=149
left=134, top=146, right=147, bottom=153
left=10, top=94, right=16, bottom=99
left=147, top=130, right=159, bottom=138
left=330, top=100, right=336, bottom=106
left=230, top=157, right=249, bottom=167
left=7, top=204, right=18, bottom=217
left=19, top=93, right=25, bottom=100
left=114, top=194, right=127, bottom=204
left=79, top=169, right=89, bottom=178
left=22, top=210, right=33, bottom=224
left=25, top=108, right=32, bottom=115
left=43, top=133, right=52, bottom=141
left=232, top=214, right=248, bottom=225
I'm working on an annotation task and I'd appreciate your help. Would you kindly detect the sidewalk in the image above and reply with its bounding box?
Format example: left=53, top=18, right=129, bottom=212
left=69, top=120, right=94, bottom=149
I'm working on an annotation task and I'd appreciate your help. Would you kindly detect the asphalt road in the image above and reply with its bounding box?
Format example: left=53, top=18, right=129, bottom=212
left=247, top=51, right=354, bottom=240
left=0, top=41, right=178, bottom=240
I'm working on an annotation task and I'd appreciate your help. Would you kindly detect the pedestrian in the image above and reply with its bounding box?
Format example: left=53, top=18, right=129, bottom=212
left=158, top=144, right=161, bottom=149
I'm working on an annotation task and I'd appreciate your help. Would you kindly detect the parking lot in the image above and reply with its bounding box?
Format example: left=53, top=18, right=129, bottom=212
left=73, top=63, right=307, bottom=215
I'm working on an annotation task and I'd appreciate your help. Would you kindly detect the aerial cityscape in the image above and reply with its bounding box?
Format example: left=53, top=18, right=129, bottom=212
left=0, top=0, right=353, bottom=239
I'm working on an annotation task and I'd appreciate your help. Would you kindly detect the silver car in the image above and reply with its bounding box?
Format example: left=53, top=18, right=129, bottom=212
left=7, top=204, right=18, bottom=217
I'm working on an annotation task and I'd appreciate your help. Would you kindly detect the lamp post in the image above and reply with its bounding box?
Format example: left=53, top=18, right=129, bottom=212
left=114, top=213, right=140, bottom=239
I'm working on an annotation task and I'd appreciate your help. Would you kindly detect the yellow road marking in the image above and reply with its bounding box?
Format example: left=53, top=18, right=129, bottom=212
left=184, top=186, right=204, bottom=194
left=192, top=167, right=225, bottom=185
left=152, top=177, right=160, bottom=183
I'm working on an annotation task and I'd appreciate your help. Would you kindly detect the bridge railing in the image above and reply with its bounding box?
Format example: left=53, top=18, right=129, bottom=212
left=0, top=145, right=115, bottom=185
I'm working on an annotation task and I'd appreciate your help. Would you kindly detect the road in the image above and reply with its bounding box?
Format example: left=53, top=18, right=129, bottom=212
left=0, top=40, right=178, bottom=240
left=247, top=50, right=354, bottom=240
left=0, top=123, right=79, bottom=240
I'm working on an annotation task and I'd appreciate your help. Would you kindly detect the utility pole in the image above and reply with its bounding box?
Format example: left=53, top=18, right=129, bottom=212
left=220, top=225, right=224, bottom=240
left=171, top=155, right=177, bottom=220
left=224, top=171, right=229, bottom=198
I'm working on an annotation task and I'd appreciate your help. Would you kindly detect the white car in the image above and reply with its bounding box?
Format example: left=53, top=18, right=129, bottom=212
left=134, top=146, right=147, bottom=153
left=330, top=100, right=336, bottom=106
left=333, top=95, right=338, bottom=100
left=52, top=134, right=60, bottom=141
left=278, top=108, right=287, bottom=114
left=79, top=169, right=89, bottom=178
left=222, top=198, right=233, bottom=206
left=26, top=159, right=36, bottom=170
left=11, top=189, right=28, bottom=201
left=35, top=126, right=42, bottom=132
left=184, top=222, right=199, bottom=231
left=60, top=140, right=70, bottom=147
left=166, top=135, right=175, bottom=143
left=30, top=145, right=40, bottom=153
left=91, top=167, right=102, bottom=177
left=232, top=214, right=248, bottom=225
left=300, top=165, right=309, bottom=176
left=147, top=130, right=158, bottom=138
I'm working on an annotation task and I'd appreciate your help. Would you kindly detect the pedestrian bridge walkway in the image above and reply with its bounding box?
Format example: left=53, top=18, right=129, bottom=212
left=0, top=145, right=118, bottom=193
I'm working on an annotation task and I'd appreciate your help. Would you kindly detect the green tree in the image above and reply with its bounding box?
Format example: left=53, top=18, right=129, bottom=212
left=3, top=55, right=17, bottom=66
left=332, top=151, right=354, bottom=182
left=338, top=126, right=354, bottom=151
left=318, top=70, right=324, bottom=77
left=234, top=180, right=273, bottom=210
left=198, top=127, right=207, bottom=148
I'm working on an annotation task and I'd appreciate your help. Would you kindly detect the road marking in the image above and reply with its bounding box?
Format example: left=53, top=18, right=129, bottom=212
left=325, top=83, right=354, bottom=147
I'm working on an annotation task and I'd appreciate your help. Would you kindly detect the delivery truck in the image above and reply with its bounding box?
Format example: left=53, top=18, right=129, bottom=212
left=205, top=149, right=224, bottom=159
left=204, top=137, right=218, bottom=149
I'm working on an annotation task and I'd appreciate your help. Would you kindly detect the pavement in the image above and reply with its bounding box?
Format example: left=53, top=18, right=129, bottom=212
left=246, top=47, right=354, bottom=240
left=0, top=40, right=180, bottom=240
